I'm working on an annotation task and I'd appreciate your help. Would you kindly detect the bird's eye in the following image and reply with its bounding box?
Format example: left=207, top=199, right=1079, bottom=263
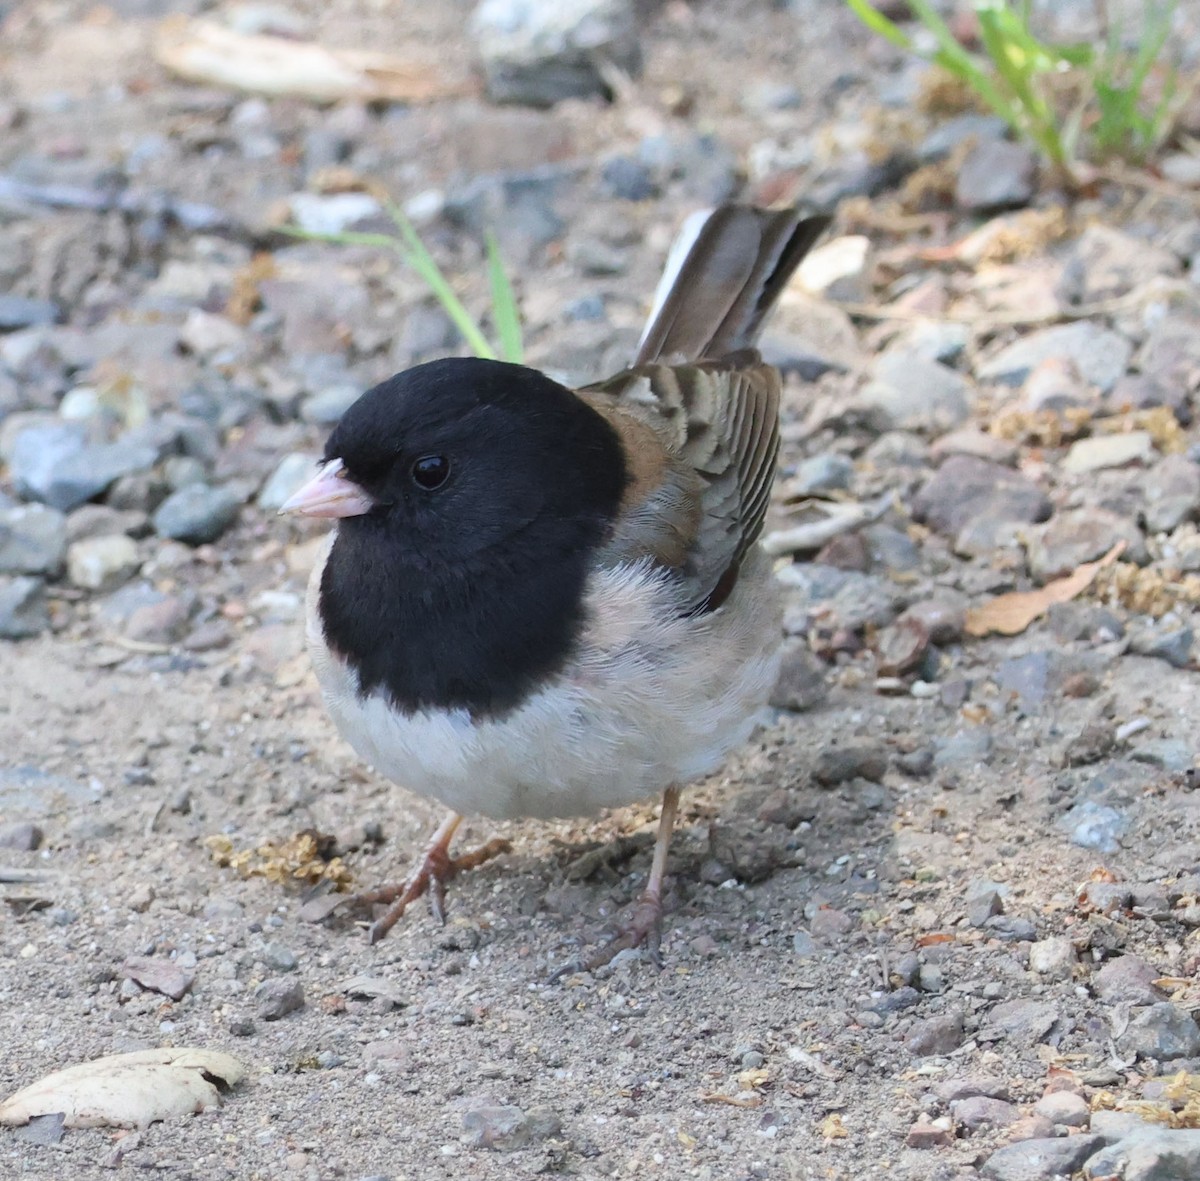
left=411, top=454, right=450, bottom=490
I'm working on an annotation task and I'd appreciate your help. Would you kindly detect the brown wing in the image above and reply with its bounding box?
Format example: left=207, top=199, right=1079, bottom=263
left=579, top=355, right=781, bottom=613
left=635, top=207, right=831, bottom=365
left=574, top=203, right=824, bottom=613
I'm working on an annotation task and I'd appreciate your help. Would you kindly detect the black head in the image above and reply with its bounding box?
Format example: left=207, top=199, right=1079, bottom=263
left=310, top=358, right=629, bottom=717
left=324, top=357, right=626, bottom=565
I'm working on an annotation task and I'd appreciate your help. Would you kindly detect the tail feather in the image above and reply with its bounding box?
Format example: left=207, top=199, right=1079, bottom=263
left=634, top=205, right=830, bottom=366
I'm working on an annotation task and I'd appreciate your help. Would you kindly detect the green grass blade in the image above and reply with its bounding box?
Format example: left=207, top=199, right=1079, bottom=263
left=844, top=0, right=914, bottom=51
left=383, top=201, right=498, bottom=361
left=277, top=226, right=411, bottom=253
left=484, top=231, right=524, bottom=365
left=905, top=0, right=1016, bottom=120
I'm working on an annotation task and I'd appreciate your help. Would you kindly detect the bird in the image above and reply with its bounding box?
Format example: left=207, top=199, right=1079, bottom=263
left=279, top=203, right=829, bottom=969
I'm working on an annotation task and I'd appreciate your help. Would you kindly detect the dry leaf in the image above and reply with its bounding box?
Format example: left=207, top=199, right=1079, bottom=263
left=737, top=1067, right=770, bottom=1090
left=698, top=1092, right=762, bottom=1108
left=965, top=542, right=1126, bottom=637
left=155, top=18, right=471, bottom=103
left=820, top=1112, right=849, bottom=1139
left=0, top=1048, right=245, bottom=1130
left=915, top=932, right=956, bottom=947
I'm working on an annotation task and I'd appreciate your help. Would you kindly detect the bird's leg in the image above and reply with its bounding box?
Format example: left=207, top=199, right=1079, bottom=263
left=356, top=810, right=511, bottom=944
left=553, top=785, right=681, bottom=978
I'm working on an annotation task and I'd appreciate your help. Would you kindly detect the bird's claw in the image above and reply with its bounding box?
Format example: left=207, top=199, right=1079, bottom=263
left=548, top=894, right=666, bottom=982
left=358, top=836, right=511, bottom=944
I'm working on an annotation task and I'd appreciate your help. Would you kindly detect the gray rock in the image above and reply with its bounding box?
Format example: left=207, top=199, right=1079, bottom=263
left=152, top=484, right=241, bottom=544
left=258, top=942, right=298, bottom=972
left=797, top=235, right=871, bottom=303
left=1111, top=372, right=1189, bottom=420
left=742, top=80, right=803, bottom=113
left=1062, top=800, right=1129, bottom=853
left=637, top=132, right=740, bottom=204
left=1094, top=955, right=1166, bottom=1003
left=859, top=351, right=972, bottom=432
left=965, top=880, right=1007, bottom=927
left=66, top=536, right=141, bottom=592
left=257, top=453, right=321, bottom=512
left=984, top=999, right=1059, bottom=1041
left=125, top=595, right=194, bottom=645
left=1020, top=356, right=1096, bottom=413
left=792, top=930, right=818, bottom=956
left=1084, top=1126, right=1200, bottom=1181
left=1134, top=314, right=1200, bottom=396
left=955, top=139, right=1036, bottom=210
left=0, top=821, right=43, bottom=850
left=471, top=0, right=641, bottom=107
left=978, top=322, right=1132, bottom=393
left=865, top=524, right=922, bottom=573
left=995, top=652, right=1051, bottom=713
left=788, top=454, right=854, bottom=496
left=1117, top=1003, right=1200, bottom=1062
left=889, top=319, right=971, bottom=365
left=760, top=302, right=861, bottom=380
left=0, top=295, right=59, bottom=330
left=443, top=165, right=572, bottom=262
left=912, top=455, right=1050, bottom=538
left=919, top=114, right=1008, bottom=163
left=987, top=914, right=1038, bottom=941
left=566, top=236, right=627, bottom=276
left=461, top=1101, right=561, bottom=1150
left=1029, top=936, right=1076, bottom=982
left=0, top=576, right=49, bottom=638
left=779, top=564, right=900, bottom=632
left=163, top=455, right=207, bottom=492
left=300, top=384, right=361, bottom=426
left=1130, top=738, right=1193, bottom=771
left=1033, top=1090, right=1089, bottom=1128
left=907, top=1012, right=964, bottom=1056
left=599, top=155, right=658, bottom=201
left=179, top=308, right=247, bottom=358
left=1026, top=508, right=1144, bottom=583
left=13, top=1112, right=65, bottom=1146
left=933, top=728, right=993, bottom=768
left=11, top=425, right=159, bottom=513
left=287, top=192, right=381, bottom=236
left=813, top=743, right=888, bottom=786
left=937, top=1075, right=1011, bottom=1102
left=950, top=1095, right=1019, bottom=1131
left=1142, top=455, right=1200, bottom=533
left=66, top=504, right=149, bottom=543
left=1088, top=1109, right=1154, bottom=1143
left=1062, top=431, right=1154, bottom=475
left=0, top=504, right=67, bottom=575
left=255, top=977, right=305, bottom=1020
left=1128, top=621, right=1193, bottom=669
left=106, top=471, right=169, bottom=514
left=769, top=642, right=828, bottom=713
left=1058, top=224, right=1180, bottom=306
left=980, top=1135, right=1101, bottom=1180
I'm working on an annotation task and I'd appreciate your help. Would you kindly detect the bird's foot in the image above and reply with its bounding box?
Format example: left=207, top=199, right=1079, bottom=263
left=549, top=890, right=666, bottom=981
left=357, top=820, right=510, bottom=944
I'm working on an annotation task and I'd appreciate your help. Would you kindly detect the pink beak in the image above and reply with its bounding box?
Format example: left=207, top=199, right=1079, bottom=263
left=277, top=458, right=375, bottom=519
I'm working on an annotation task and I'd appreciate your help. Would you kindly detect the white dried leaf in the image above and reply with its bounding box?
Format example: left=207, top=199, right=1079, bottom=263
left=0, top=1048, right=246, bottom=1130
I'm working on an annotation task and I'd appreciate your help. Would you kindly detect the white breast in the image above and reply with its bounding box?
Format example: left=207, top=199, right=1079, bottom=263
left=306, top=537, right=782, bottom=820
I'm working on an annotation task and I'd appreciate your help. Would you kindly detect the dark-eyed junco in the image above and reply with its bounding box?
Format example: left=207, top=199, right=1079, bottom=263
left=280, top=204, right=829, bottom=967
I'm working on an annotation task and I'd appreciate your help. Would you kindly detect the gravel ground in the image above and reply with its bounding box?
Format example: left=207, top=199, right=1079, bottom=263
left=4, top=1, right=1200, bottom=1179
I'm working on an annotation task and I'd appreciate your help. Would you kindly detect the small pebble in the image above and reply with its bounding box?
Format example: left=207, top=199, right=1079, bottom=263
left=256, top=977, right=305, bottom=1020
